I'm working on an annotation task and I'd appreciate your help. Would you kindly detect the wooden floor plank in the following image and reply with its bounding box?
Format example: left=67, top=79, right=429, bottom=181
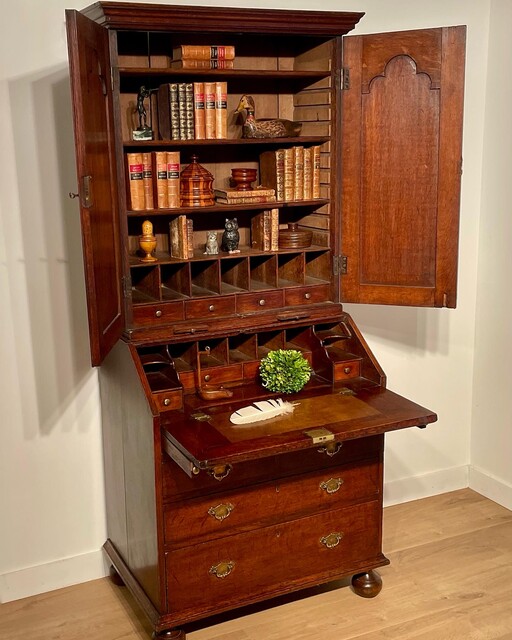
left=1, top=489, right=511, bottom=640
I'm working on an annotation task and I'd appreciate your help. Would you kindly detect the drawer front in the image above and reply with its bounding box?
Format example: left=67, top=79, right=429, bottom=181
left=284, top=284, right=330, bottom=306
left=164, top=458, right=380, bottom=548
left=197, top=364, right=244, bottom=387
left=185, top=297, right=236, bottom=319
left=132, top=302, right=184, bottom=326
left=162, top=434, right=383, bottom=501
left=236, top=290, right=284, bottom=314
left=333, top=359, right=361, bottom=381
left=153, top=390, right=183, bottom=412
left=165, top=500, right=381, bottom=615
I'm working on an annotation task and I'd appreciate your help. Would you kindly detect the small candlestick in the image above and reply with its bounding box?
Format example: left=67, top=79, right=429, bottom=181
left=138, top=220, right=158, bottom=262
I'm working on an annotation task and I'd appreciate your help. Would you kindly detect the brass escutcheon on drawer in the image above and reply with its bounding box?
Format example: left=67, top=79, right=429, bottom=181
left=208, top=503, right=234, bottom=521
left=209, top=560, right=235, bottom=579
left=317, top=441, right=343, bottom=457
left=319, top=477, right=344, bottom=494
left=207, top=464, right=232, bottom=481
left=320, top=532, right=344, bottom=549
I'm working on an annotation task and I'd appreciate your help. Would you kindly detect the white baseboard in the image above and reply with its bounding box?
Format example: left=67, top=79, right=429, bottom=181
left=383, top=465, right=469, bottom=507
left=469, top=465, right=512, bottom=511
left=0, top=549, right=109, bottom=604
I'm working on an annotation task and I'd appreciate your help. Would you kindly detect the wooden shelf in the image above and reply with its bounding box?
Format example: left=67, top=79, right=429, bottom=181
left=119, top=67, right=331, bottom=80
left=123, top=136, right=329, bottom=149
left=127, top=199, right=329, bottom=216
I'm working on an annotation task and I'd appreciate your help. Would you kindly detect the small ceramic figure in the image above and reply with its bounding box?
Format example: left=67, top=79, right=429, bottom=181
left=204, top=231, right=219, bottom=255
left=221, top=218, right=240, bottom=253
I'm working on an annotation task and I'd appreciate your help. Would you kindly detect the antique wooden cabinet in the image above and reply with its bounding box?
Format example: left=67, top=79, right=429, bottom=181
left=66, top=3, right=465, bottom=638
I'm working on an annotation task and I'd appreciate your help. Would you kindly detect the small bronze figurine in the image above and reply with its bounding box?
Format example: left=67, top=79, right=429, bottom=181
left=133, top=86, right=154, bottom=141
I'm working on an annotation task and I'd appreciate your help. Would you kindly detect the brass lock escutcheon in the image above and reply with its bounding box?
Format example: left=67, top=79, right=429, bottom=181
left=208, top=503, right=234, bottom=521
left=319, top=477, right=344, bottom=494
left=317, top=441, right=343, bottom=457
left=209, top=560, right=235, bottom=579
left=207, top=464, right=232, bottom=482
left=320, top=532, right=344, bottom=549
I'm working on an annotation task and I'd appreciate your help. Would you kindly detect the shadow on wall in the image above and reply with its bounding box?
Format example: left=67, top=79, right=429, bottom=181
left=9, top=65, right=94, bottom=438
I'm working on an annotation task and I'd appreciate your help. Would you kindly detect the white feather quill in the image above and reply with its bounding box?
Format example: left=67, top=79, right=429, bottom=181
left=230, top=398, right=296, bottom=425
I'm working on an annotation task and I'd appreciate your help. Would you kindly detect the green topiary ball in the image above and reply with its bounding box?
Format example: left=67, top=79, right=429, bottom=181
left=259, top=349, right=312, bottom=394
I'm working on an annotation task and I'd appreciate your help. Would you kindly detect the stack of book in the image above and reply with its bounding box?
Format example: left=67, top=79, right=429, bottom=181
left=170, top=44, right=235, bottom=70
left=169, top=215, right=194, bottom=259
left=259, top=145, right=322, bottom=202
left=214, top=186, right=276, bottom=205
left=158, top=81, right=228, bottom=140
left=126, top=151, right=181, bottom=211
left=251, top=209, right=279, bottom=252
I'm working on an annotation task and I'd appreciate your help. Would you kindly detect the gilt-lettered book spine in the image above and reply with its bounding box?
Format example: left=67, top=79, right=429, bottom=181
left=259, top=149, right=285, bottom=201
left=169, top=215, right=188, bottom=259
left=251, top=210, right=271, bottom=251
left=177, top=83, right=187, bottom=141
left=215, top=81, right=228, bottom=139
left=167, top=151, right=180, bottom=209
left=293, top=146, right=304, bottom=201
left=142, top=152, right=154, bottom=210
left=126, top=152, right=144, bottom=211
left=270, top=208, right=279, bottom=252
left=170, top=59, right=235, bottom=70
left=172, top=45, right=235, bottom=60
left=169, top=83, right=180, bottom=140
left=312, top=145, right=321, bottom=198
left=303, top=147, right=313, bottom=200
left=283, top=147, right=295, bottom=202
left=186, top=218, right=194, bottom=259
left=185, top=83, right=195, bottom=140
left=193, top=82, right=206, bottom=140
left=155, top=151, right=168, bottom=209
left=204, top=81, right=216, bottom=139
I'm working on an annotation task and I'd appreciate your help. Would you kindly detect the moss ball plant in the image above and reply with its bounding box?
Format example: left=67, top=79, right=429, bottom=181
left=259, top=349, right=312, bottom=394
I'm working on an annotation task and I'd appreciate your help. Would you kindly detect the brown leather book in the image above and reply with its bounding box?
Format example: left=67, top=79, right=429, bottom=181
left=169, top=215, right=188, bottom=259
left=170, top=59, right=234, bottom=69
left=193, top=82, right=206, bottom=140
left=172, top=45, right=235, bottom=60
left=251, top=210, right=271, bottom=251
left=303, top=146, right=313, bottom=200
left=312, top=145, right=321, bottom=198
left=204, top=82, right=216, bottom=139
left=293, top=146, right=304, bottom=201
left=142, top=152, right=154, bottom=210
left=215, top=81, right=228, bottom=139
left=126, top=152, right=144, bottom=210
left=259, top=149, right=285, bottom=201
left=155, top=151, right=168, bottom=209
left=166, top=151, right=180, bottom=209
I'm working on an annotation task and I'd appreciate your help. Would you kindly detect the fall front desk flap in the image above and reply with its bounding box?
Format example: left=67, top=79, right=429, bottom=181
left=161, top=386, right=437, bottom=473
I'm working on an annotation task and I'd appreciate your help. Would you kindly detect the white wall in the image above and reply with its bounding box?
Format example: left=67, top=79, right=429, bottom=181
left=0, top=0, right=494, bottom=603
left=470, top=0, right=512, bottom=510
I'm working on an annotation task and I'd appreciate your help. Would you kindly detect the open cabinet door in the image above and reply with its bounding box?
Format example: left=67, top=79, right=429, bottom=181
left=66, top=10, right=124, bottom=365
left=341, top=27, right=465, bottom=307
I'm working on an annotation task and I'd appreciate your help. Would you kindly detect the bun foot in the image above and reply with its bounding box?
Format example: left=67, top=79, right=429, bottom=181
left=109, top=565, right=125, bottom=587
left=153, top=630, right=185, bottom=639
left=351, top=569, right=383, bottom=598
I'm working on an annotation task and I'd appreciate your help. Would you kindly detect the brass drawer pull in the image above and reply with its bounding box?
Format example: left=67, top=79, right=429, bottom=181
left=209, top=560, right=235, bottom=579
left=319, top=477, right=344, bottom=494
left=320, top=532, right=343, bottom=549
left=208, top=503, right=234, bottom=521
left=207, top=464, right=232, bottom=482
left=317, top=441, right=343, bottom=457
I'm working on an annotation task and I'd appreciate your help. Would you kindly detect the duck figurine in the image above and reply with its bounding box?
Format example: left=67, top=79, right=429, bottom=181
left=235, top=95, right=302, bottom=139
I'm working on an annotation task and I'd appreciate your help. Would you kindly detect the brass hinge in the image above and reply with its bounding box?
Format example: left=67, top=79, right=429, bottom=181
left=342, top=68, right=350, bottom=90
left=333, top=255, right=348, bottom=275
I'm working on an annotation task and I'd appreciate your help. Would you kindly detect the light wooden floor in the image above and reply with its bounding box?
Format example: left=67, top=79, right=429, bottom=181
left=2, top=489, right=512, bottom=640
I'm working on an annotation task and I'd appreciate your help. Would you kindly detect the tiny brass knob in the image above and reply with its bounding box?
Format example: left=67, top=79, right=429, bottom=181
left=209, top=560, right=235, bottom=579
left=204, top=374, right=210, bottom=382
left=155, top=310, right=162, bottom=317
left=320, top=477, right=344, bottom=494
left=320, top=532, right=343, bottom=549
left=259, top=299, right=266, bottom=306
left=209, top=304, right=215, bottom=312
left=163, top=398, right=170, bottom=406
left=305, top=292, right=311, bottom=300
left=208, top=503, right=234, bottom=521
left=343, top=366, right=351, bottom=374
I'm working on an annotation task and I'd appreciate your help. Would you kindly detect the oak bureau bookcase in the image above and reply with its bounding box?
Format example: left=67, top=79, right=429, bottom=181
left=65, top=3, right=465, bottom=638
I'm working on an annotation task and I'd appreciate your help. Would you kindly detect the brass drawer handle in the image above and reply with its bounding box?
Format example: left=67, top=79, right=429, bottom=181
left=320, top=532, right=343, bottom=549
left=319, top=477, right=344, bottom=494
left=209, top=560, right=235, bottom=579
left=207, top=464, right=232, bottom=482
left=317, top=441, right=343, bottom=457
left=208, top=503, right=234, bottom=521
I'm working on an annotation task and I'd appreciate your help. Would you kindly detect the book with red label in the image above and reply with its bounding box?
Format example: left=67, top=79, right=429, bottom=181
left=155, top=151, right=168, bottom=209
left=204, top=82, right=216, bottom=139
left=215, top=81, right=228, bottom=139
left=126, top=152, right=144, bottom=210
left=142, top=152, right=154, bottom=210
left=172, top=45, right=235, bottom=60
left=193, top=82, right=206, bottom=140
left=293, top=146, right=304, bottom=201
left=170, top=59, right=234, bottom=70
left=167, top=151, right=181, bottom=209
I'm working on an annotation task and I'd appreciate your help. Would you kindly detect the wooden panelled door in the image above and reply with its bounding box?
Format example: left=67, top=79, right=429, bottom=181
left=341, top=27, right=466, bottom=307
left=66, top=11, right=124, bottom=365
